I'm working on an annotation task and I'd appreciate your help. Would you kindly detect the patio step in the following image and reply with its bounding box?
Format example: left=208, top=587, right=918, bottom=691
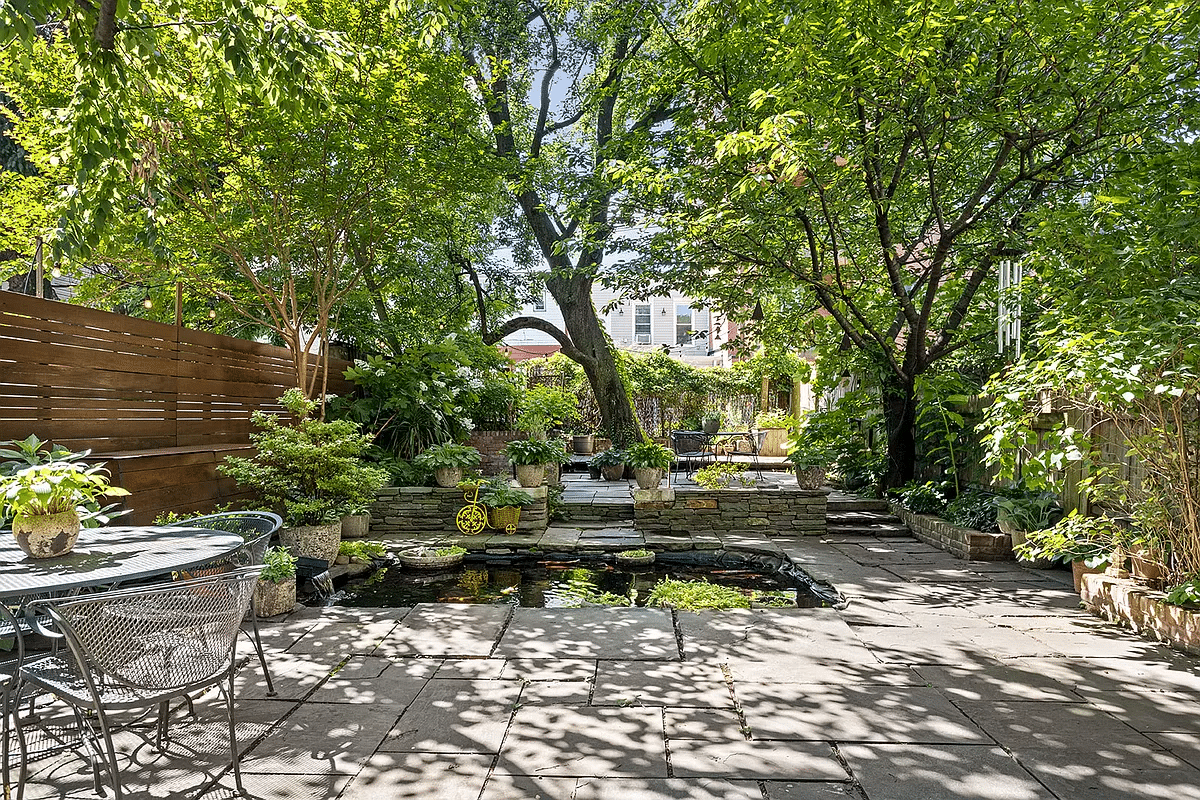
left=564, top=501, right=635, bottom=523
left=825, top=509, right=911, bottom=538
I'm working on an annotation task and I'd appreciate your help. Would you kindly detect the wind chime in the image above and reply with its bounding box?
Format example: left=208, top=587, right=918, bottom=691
left=997, top=259, right=1022, bottom=359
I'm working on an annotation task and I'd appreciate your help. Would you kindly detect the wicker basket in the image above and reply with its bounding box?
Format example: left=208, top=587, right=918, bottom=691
left=488, top=506, right=522, bottom=533
left=398, top=547, right=467, bottom=569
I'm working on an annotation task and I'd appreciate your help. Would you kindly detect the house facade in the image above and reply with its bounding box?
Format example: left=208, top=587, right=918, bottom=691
left=501, top=286, right=736, bottom=366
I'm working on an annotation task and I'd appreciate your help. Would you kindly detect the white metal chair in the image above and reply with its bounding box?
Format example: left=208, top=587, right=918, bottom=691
left=13, top=566, right=263, bottom=800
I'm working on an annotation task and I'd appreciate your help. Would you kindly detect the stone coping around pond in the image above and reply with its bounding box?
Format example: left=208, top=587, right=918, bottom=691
left=1081, top=572, right=1200, bottom=656
left=889, top=502, right=1012, bottom=561
left=632, top=484, right=826, bottom=537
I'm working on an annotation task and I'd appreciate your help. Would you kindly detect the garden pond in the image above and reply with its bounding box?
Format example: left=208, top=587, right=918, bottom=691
left=319, top=550, right=839, bottom=609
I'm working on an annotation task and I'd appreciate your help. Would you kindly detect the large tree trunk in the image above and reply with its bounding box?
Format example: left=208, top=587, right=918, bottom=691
left=881, top=371, right=917, bottom=492
left=548, top=274, right=641, bottom=446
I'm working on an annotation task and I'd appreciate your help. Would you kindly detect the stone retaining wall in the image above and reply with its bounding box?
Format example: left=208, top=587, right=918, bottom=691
left=634, top=486, right=826, bottom=539
left=1081, top=573, right=1200, bottom=656
left=889, top=504, right=1012, bottom=561
left=369, top=484, right=548, bottom=536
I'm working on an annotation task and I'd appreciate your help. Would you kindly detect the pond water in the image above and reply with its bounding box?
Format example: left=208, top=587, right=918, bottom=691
left=323, top=551, right=835, bottom=609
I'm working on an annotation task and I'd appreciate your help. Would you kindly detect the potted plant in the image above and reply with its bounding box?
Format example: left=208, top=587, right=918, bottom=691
left=255, top=546, right=298, bottom=617
left=480, top=480, right=537, bottom=533
left=591, top=448, right=627, bottom=482
left=219, top=389, right=389, bottom=567
left=341, top=505, right=372, bottom=539
left=995, top=491, right=1062, bottom=568
left=625, top=441, right=673, bottom=489
left=1015, top=511, right=1118, bottom=592
left=616, top=548, right=656, bottom=568
left=701, top=411, right=723, bottom=435
left=398, top=543, right=468, bottom=569
left=571, top=427, right=596, bottom=456
left=503, top=438, right=571, bottom=488
left=754, top=410, right=798, bottom=457
left=414, top=442, right=483, bottom=488
left=0, top=461, right=131, bottom=559
left=785, top=439, right=831, bottom=490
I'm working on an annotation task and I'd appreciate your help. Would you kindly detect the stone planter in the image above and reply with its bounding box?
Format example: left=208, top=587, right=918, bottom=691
left=433, top=467, right=463, bottom=488
left=601, top=464, right=625, bottom=482
left=514, top=464, right=545, bottom=488
left=398, top=546, right=466, bottom=570
left=572, top=434, right=595, bottom=455
left=341, top=512, right=370, bottom=539
left=702, top=419, right=720, bottom=434
left=793, top=465, right=827, bottom=490
left=279, top=522, right=341, bottom=567
left=616, top=551, right=656, bottom=568
left=13, top=510, right=81, bottom=559
left=633, top=467, right=664, bottom=490
left=254, top=577, right=296, bottom=617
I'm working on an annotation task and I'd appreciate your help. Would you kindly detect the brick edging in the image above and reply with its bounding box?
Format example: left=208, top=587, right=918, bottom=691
left=1081, top=573, right=1200, bottom=656
left=889, top=503, right=1012, bottom=561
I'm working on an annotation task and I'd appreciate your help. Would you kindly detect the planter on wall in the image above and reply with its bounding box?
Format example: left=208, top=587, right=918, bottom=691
left=433, top=467, right=464, bottom=488
left=514, top=464, right=546, bottom=488
left=279, top=522, right=341, bottom=567
left=793, top=465, right=827, bottom=490
left=634, top=468, right=664, bottom=490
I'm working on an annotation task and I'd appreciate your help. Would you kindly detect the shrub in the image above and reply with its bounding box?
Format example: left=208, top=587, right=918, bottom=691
left=516, top=386, right=579, bottom=438
left=414, top=443, right=482, bottom=470
left=624, top=441, right=673, bottom=471
left=694, top=463, right=756, bottom=490
left=890, top=481, right=949, bottom=515
left=943, top=490, right=999, bottom=532
left=1016, top=510, right=1120, bottom=567
left=590, top=449, right=626, bottom=467
left=755, top=410, right=798, bottom=430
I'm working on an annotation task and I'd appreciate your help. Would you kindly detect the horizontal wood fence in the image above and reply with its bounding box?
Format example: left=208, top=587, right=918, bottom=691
left=0, top=291, right=353, bottom=522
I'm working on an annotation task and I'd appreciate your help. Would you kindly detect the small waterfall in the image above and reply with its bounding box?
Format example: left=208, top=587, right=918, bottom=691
left=307, top=570, right=335, bottom=597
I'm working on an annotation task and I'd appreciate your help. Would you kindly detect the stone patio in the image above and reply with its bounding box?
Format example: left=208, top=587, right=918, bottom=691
left=16, top=530, right=1200, bottom=800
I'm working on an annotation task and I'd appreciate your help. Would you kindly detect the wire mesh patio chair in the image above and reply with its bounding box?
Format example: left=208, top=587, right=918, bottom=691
left=13, top=566, right=263, bottom=800
left=669, top=431, right=715, bottom=485
left=168, top=512, right=283, bottom=697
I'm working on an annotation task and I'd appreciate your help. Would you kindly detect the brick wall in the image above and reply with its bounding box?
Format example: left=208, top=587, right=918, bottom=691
left=889, top=503, right=1012, bottom=560
left=369, top=484, right=549, bottom=537
left=466, top=430, right=528, bottom=475
left=634, top=486, right=826, bottom=539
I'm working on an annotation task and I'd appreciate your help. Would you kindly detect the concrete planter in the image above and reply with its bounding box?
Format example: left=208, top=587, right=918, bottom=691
left=433, top=467, right=463, bottom=488
left=254, top=577, right=296, bottom=617
left=341, top=513, right=370, bottom=539
left=793, top=465, right=827, bottom=490
left=633, top=467, right=664, bottom=490
left=13, top=510, right=81, bottom=559
left=572, top=435, right=594, bottom=455
left=514, top=464, right=546, bottom=488
left=280, top=522, right=341, bottom=566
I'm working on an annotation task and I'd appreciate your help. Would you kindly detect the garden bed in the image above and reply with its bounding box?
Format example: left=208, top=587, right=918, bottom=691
left=1081, top=573, right=1200, bottom=656
left=889, top=503, right=1012, bottom=561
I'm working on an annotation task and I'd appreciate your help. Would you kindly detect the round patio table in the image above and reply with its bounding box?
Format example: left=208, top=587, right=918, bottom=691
left=0, top=525, right=244, bottom=600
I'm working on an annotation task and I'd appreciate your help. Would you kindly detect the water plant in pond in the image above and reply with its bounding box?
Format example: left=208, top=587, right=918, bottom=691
left=647, top=579, right=751, bottom=610
left=435, top=545, right=468, bottom=558
left=338, top=540, right=387, bottom=561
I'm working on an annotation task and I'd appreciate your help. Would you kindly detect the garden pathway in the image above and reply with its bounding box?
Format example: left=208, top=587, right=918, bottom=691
left=17, top=530, right=1200, bottom=800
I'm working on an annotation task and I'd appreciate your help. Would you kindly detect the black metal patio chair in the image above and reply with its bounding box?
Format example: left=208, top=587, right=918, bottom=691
left=168, top=512, right=283, bottom=697
left=13, top=566, right=263, bottom=800
left=669, top=431, right=715, bottom=485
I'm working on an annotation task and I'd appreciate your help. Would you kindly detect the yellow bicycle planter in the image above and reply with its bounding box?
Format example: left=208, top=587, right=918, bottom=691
left=455, top=483, right=521, bottom=535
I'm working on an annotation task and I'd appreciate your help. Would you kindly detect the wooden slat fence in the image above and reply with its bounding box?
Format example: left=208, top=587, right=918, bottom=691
left=0, top=291, right=353, bottom=522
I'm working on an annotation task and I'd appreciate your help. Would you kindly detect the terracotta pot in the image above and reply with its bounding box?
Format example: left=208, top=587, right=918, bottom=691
left=793, top=465, right=827, bottom=490
left=515, top=464, right=545, bottom=488
left=279, top=522, right=341, bottom=566
left=13, top=510, right=81, bottom=559
left=572, top=435, right=594, bottom=455
left=434, top=467, right=463, bottom=488
left=633, top=467, right=663, bottom=490
left=1072, top=559, right=1106, bottom=593
left=601, top=464, right=625, bottom=481
left=1131, top=550, right=1167, bottom=586
left=341, top=512, right=370, bottom=539
left=254, top=577, right=296, bottom=617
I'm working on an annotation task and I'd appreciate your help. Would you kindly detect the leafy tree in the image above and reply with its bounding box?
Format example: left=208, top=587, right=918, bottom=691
left=452, top=0, right=681, bottom=446
left=616, top=0, right=1199, bottom=488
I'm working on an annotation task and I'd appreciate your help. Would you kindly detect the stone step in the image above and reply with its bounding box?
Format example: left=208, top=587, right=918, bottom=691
left=826, top=497, right=891, bottom=513
left=561, top=502, right=635, bottom=523
left=826, top=521, right=912, bottom=538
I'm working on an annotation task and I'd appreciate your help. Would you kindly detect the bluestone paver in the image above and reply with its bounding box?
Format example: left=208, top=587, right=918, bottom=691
left=838, top=744, right=1048, bottom=800
left=497, top=607, right=678, bottom=660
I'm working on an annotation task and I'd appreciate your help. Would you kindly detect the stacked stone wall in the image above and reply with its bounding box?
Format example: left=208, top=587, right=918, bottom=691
left=634, top=486, right=826, bottom=540
left=369, top=485, right=548, bottom=536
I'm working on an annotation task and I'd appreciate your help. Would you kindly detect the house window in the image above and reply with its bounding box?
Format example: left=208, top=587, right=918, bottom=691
left=676, top=305, right=693, bottom=345
left=533, top=293, right=546, bottom=311
left=634, top=304, right=651, bottom=344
